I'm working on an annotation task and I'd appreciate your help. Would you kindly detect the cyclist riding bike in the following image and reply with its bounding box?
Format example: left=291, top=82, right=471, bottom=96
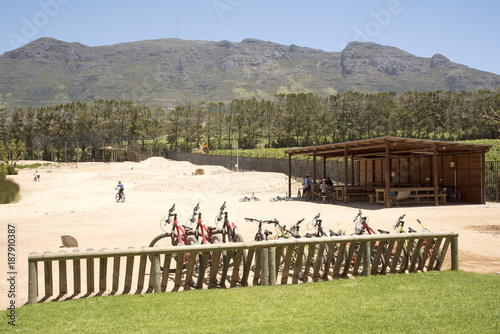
left=115, top=181, right=124, bottom=199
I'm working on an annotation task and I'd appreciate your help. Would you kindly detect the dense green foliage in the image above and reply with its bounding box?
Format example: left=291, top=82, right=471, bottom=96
left=0, top=90, right=499, bottom=160
left=3, top=271, right=498, bottom=333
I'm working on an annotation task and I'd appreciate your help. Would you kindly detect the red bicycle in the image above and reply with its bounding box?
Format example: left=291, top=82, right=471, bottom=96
left=188, top=203, right=226, bottom=287
left=341, top=210, right=385, bottom=276
left=149, top=204, right=203, bottom=287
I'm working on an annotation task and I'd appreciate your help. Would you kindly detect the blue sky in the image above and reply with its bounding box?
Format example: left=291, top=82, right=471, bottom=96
left=1, top=0, right=499, bottom=75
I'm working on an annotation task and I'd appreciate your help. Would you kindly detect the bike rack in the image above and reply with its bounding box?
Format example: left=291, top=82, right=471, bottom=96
left=27, top=231, right=459, bottom=304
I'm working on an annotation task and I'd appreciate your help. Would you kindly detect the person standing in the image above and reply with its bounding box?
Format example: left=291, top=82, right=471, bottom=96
left=320, top=179, right=328, bottom=203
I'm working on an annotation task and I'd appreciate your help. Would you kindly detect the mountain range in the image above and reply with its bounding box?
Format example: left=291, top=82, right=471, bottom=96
left=1, top=37, right=499, bottom=109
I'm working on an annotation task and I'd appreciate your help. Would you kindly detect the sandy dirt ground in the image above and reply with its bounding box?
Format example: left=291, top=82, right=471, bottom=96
left=1, top=157, right=499, bottom=309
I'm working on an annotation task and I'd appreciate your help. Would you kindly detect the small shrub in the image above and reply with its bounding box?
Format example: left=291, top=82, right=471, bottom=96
left=0, top=178, right=20, bottom=204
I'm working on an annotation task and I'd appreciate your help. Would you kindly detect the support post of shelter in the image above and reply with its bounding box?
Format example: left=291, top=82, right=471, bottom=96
left=385, top=142, right=391, bottom=208
left=312, top=152, right=317, bottom=196
left=351, top=153, right=355, bottom=185
left=288, top=154, right=292, bottom=198
left=433, top=146, right=439, bottom=206
left=482, top=153, right=486, bottom=204
left=343, top=146, right=348, bottom=203
left=323, top=157, right=326, bottom=180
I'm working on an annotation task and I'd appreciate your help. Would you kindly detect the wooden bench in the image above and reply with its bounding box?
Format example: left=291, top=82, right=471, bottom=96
left=390, top=191, right=447, bottom=206
left=410, top=193, right=447, bottom=204
left=345, top=191, right=375, bottom=202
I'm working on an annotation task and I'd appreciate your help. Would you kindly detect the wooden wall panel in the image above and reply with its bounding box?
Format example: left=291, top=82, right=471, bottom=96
left=374, top=160, right=383, bottom=184
left=399, top=158, right=409, bottom=184
left=359, top=161, right=366, bottom=185
left=392, top=159, right=400, bottom=184
left=355, top=152, right=485, bottom=203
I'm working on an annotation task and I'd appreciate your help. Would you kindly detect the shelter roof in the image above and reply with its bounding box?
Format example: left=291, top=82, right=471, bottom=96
left=284, top=137, right=491, bottom=159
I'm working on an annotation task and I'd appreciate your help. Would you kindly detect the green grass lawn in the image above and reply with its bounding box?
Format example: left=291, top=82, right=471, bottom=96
left=3, top=271, right=499, bottom=333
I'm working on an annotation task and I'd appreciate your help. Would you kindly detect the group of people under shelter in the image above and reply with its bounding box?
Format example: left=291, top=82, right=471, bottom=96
left=302, top=174, right=334, bottom=203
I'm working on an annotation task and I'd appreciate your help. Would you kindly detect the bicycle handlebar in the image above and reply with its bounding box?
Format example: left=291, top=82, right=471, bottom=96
left=353, top=209, right=362, bottom=222
left=394, top=214, right=406, bottom=229
left=245, top=217, right=278, bottom=225
left=164, top=204, right=176, bottom=223
left=190, top=202, right=200, bottom=222
left=216, top=201, right=226, bottom=221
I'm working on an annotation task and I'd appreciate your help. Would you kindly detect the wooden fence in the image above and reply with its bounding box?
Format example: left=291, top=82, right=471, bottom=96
left=28, top=232, right=458, bottom=304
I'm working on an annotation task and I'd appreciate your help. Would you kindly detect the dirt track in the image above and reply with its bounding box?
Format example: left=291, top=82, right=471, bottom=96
left=1, top=158, right=499, bottom=308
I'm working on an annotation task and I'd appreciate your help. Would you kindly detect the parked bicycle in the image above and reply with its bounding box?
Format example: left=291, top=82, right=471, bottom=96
left=239, top=193, right=261, bottom=202
left=388, top=214, right=414, bottom=273
left=272, top=218, right=306, bottom=273
left=245, top=217, right=278, bottom=284
left=187, top=203, right=225, bottom=287
left=343, top=210, right=385, bottom=276
left=305, top=213, right=347, bottom=277
left=215, top=201, right=246, bottom=285
left=148, top=204, right=203, bottom=287
left=416, top=219, right=442, bottom=270
left=439, top=186, right=461, bottom=202
left=270, top=195, right=293, bottom=202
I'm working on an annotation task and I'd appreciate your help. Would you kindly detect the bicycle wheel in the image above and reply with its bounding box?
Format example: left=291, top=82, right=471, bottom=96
left=451, top=190, right=461, bottom=202
left=210, top=235, right=228, bottom=286
left=149, top=233, right=177, bottom=271
left=120, top=193, right=126, bottom=202
left=270, top=198, right=278, bottom=202
left=186, top=236, right=204, bottom=288
left=115, top=193, right=120, bottom=202
left=239, top=198, right=247, bottom=202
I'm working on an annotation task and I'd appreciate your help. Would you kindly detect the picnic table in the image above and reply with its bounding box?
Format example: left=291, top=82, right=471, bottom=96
left=374, top=187, right=446, bottom=205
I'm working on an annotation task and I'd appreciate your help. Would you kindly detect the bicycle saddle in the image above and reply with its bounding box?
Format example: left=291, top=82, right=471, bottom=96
left=378, top=229, right=390, bottom=234
left=408, top=227, right=417, bottom=233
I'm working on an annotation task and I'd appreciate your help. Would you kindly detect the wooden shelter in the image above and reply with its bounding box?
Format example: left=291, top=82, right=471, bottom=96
left=285, top=137, right=492, bottom=208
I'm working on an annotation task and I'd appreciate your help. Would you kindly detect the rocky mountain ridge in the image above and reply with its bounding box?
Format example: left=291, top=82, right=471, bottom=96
left=0, top=37, right=499, bottom=109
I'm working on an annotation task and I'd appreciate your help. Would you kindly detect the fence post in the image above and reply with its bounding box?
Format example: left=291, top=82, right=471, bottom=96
left=260, top=248, right=269, bottom=286
left=363, top=241, right=371, bottom=276
left=153, top=254, right=161, bottom=293
left=268, top=247, right=276, bottom=286
left=28, top=254, right=38, bottom=304
left=451, top=237, right=459, bottom=270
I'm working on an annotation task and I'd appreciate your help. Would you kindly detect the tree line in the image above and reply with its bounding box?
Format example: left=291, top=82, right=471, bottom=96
left=0, top=90, right=499, bottom=161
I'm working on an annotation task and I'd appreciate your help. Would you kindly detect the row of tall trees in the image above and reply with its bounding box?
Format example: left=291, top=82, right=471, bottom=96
left=0, top=100, right=166, bottom=160
left=0, top=90, right=499, bottom=159
left=167, top=90, right=499, bottom=149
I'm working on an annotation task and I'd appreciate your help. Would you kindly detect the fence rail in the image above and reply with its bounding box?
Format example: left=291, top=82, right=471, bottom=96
left=28, top=232, right=458, bottom=304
